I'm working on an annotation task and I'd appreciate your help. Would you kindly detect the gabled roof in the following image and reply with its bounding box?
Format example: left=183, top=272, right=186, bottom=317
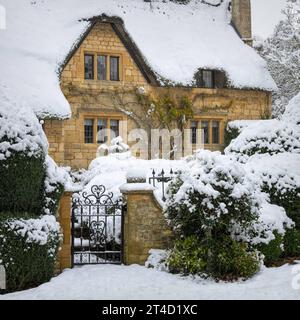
left=60, top=15, right=159, bottom=86
left=0, top=0, right=277, bottom=119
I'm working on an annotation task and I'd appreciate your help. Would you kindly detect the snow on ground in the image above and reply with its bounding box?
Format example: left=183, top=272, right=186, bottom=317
left=1, top=263, right=300, bottom=300
left=0, top=0, right=276, bottom=118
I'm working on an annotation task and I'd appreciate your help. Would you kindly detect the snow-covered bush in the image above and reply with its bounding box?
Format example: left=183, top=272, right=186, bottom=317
left=0, top=214, right=60, bottom=293
left=168, top=236, right=208, bottom=275
left=225, top=93, right=300, bottom=162
left=167, top=235, right=260, bottom=280
left=165, top=150, right=261, bottom=239
left=145, top=249, right=169, bottom=271
left=164, top=150, right=296, bottom=277
left=97, top=136, right=130, bottom=157
left=245, top=153, right=300, bottom=260
left=43, top=156, right=71, bottom=215
left=224, top=120, right=260, bottom=147
left=225, top=120, right=300, bottom=163
left=282, top=92, right=300, bottom=125
left=0, top=103, right=48, bottom=213
left=164, top=150, right=264, bottom=279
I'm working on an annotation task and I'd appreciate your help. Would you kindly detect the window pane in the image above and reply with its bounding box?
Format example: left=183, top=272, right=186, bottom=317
left=84, top=55, right=94, bottom=80
left=97, top=119, right=107, bottom=143
left=110, top=119, right=119, bottom=139
left=110, top=56, right=119, bottom=81
left=202, top=70, right=213, bottom=88
left=190, top=121, right=198, bottom=144
left=212, top=121, right=220, bottom=144
left=201, top=121, right=209, bottom=144
left=84, top=119, right=94, bottom=143
left=97, top=55, right=107, bottom=80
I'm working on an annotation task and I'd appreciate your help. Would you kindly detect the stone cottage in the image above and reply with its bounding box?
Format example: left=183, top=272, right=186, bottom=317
left=43, top=0, right=276, bottom=169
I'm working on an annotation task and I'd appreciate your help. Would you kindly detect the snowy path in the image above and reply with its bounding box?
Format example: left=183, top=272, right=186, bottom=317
left=2, top=263, right=300, bottom=300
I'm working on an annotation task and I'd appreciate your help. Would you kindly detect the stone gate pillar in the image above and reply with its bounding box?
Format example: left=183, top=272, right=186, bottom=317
left=120, top=180, right=173, bottom=265
left=57, top=191, right=73, bottom=271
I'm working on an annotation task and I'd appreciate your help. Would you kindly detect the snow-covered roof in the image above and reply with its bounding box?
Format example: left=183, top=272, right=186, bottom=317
left=0, top=0, right=277, bottom=119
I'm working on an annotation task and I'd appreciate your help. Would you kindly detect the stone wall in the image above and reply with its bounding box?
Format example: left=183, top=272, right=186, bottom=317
left=121, top=185, right=173, bottom=265
left=57, top=185, right=173, bottom=270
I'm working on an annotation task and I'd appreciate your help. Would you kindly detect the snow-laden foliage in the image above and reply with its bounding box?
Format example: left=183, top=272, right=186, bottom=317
left=282, top=91, right=300, bottom=125
left=5, top=215, right=60, bottom=247
left=0, top=97, right=69, bottom=214
left=0, top=0, right=275, bottom=118
left=236, top=203, right=294, bottom=246
left=44, top=156, right=71, bottom=195
left=0, top=214, right=60, bottom=292
left=97, top=136, right=130, bottom=157
left=0, top=90, right=48, bottom=161
left=145, top=249, right=169, bottom=271
left=255, top=0, right=300, bottom=117
left=225, top=96, right=300, bottom=163
left=225, top=96, right=300, bottom=261
left=227, top=120, right=260, bottom=133
left=245, top=153, right=300, bottom=198
left=43, top=156, right=73, bottom=214
left=225, top=120, right=300, bottom=162
left=165, top=150, right=285, bottom=244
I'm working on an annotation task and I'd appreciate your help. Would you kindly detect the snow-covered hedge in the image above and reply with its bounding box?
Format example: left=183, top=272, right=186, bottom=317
left=225, top=94, right=300, bottom=162
left=43, top=156, right=71, bottom=215
left=164, top=150, right=295, bottom=275
left=166, top=150, right=292, bottom=244
left=245, top=153, right=300, bottom=260
left=0, top=101, right=48, bottom=213
left=0, top=214, right=60, bottom=293
left=225, top=120, right=300, bottom=163
left=282, top=92, right=300, bottom=125
left=0, top=99, right=69, bottom=215
left=244, top=153, right=300, bottom=219
left=0, top=102, right=47, bottom=161
left=225, top=120, right=260, bottom=147
left=165, top=150, right=262, bottom=238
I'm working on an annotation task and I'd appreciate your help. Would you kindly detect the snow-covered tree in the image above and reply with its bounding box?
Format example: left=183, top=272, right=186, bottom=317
left=255, top=0, right=300, bottom=117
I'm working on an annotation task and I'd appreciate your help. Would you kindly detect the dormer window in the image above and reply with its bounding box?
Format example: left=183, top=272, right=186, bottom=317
left=84, top=52, right=121, bottom=81
left=194, top=69, right=215, bottom=88
left=202, top=70, right=214, bottom=88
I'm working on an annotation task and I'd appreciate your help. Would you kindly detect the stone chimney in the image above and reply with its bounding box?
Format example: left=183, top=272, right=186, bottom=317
left=231, top=0, right=252, bottom=46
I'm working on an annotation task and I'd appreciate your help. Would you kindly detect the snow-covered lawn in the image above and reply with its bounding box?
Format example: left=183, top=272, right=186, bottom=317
left=1, top=263, right=300, bottom=300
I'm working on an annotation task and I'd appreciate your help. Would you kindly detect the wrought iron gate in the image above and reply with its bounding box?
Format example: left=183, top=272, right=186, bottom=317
left=71, top=185, right=125, bottom=267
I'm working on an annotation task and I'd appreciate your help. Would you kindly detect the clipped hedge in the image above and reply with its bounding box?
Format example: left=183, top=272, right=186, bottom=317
left=0, top=213, right=60, bottom=293
left=0, top=153, right=45, bottom=214
left=283, top=229, right=300, bottom=258
left=261, top=184, right=300, bottom=259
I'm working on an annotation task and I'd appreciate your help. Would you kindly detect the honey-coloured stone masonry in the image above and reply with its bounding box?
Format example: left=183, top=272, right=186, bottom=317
left=44, top=21, right=272, bottom=169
